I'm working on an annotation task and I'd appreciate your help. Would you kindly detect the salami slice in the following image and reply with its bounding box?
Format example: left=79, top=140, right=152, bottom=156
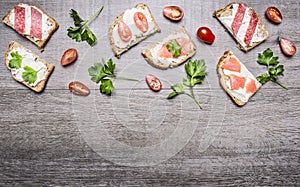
left=30, top=7, right=42, bottom=39
left=14, top=6, right=25, bottom=35
left=231, top=3, right=247, bottom=36
left=244, top=11, right=258, bottom=45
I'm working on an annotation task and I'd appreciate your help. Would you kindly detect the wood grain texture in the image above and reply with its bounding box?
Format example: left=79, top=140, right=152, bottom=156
left=0, top=0, right=299, bottom=186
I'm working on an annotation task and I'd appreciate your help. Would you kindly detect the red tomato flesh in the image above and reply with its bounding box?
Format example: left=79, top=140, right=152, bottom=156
left=69, top=81, right=90, bottom=96
left=197, top=27, right=215, bottom=44
left=266, top=7, right=282, bottom=24
left=279, top=38, right=297, bottom=56
left=146, top=74, right=162, bottom=92
left=134, top=12, right=148, bottom=33
left=118, top=20, right=132, bottom=42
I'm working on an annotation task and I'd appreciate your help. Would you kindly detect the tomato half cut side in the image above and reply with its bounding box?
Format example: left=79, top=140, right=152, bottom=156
left=266, top=7, right=282, bottom=24
left=197, top=27, right=215, bottom=44
left=118, top=20, right=132, bottom=42
left=279, top=38, right=296, bottom=56
left=146, top=74, right=162, bottom=92
left=61, top=48, right=78, bottom=66
left=134, top=12, right=148, bottom=33
left=69, top=81, right=90, bottom=96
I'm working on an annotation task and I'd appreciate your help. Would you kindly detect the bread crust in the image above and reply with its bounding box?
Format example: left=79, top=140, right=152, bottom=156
left=5, top=41, right=54, bottom=92
left=109, top=3, right=161, bottom=58
left=213, top=2, right=268, bottom=52
left=142, top=26, right=197, bottom=69
left=2, top=3, right=59, bottom=50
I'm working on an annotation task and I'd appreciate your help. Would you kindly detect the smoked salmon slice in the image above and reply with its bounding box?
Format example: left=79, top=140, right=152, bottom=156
left=229, top=74, right=246, bottom=90
left=158, top=37, right=192, bottom=58
left=246, top=78, right=258, bottom=93
left=221, top=57, right=241, bottom=72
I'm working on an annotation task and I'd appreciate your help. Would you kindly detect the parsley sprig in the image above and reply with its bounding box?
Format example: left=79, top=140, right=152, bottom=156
left=67, top=6, right=104, bottom=46
left=166, top=39, right=182, bottom=57
left=22, top=66, right=42, bottom=84
left=88, top=58, right=139, bottom=95
left=9, top=51, right=22, bottom=69
left=168, top=59, right=207, bottom=109
left=256, top=48, right=288, bottom=90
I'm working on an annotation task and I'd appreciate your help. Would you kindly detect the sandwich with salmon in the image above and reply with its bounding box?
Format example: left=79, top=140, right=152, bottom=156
left=142, top=26, right=197, bottom=69
left=2, top=3, right=59, bottom=50
left=213, top=2, right=268, bottom=52
left=217, top=51, right=261, bottom=106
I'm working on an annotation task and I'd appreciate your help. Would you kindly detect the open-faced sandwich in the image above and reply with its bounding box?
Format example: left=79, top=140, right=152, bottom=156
left=213, top=2, right=268, bottom=52
left=217, top=51, right=261, bottom=106
left=5, top=41, right=55, bottom=92
left=2, top=3, right=59, bottom=50
left=142, top=26, right=196, bottom=69
left=109, top=3, right=161, bottom=58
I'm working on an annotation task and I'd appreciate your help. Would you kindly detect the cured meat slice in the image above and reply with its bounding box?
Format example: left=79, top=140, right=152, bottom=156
left=246, top=78, right=258, bottom=93
left=30, top=7, right=42, bottom=39
left=231, top=3, right=247, bottom=36
left=221, top=57, right=241, bottom=72
left=244, top=11, right=258, bottom=45
left=229, top=74, right=246, bottom=90
left=158, top=38, right=191, bottom=58
left=14, top=6, right=25, bottom=35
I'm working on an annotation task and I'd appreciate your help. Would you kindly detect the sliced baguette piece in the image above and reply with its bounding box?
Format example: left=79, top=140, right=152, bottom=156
left=142, top=26, right=196, bottom=69
left=217, top=51, right=261, bottom=106
left=5, top=41, right=55, bottom=92
left=213, top=2, right=268, bottom=52
left=2, top=3, right=59, bottom=50
left=109, top=3, right=161, bottom=58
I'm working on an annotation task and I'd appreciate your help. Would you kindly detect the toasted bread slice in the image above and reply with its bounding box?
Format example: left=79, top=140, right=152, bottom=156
left=142, top=26, right=196, bottom=69
left=217, top=51, right=261, bottom=106
left=2, top=3, right=59, bottom=50
left=109, top=3, right=160, bottom=58
left=213, top=2, right=268, bottom=52
left=5, top=41, right=55, bottom=92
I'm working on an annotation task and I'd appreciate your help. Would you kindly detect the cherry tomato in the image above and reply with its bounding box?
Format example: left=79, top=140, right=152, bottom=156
left=197, top=27, right=215, bottom=44
left=279, top=38, right=296, bottom=56
left=163, top=6, right=184, bottom=21
left=118, top=20, right=132, bottom=42
left=61, top=48, right=78, bottom=66
left=146, top=74, right=162, bottom=92
left=134, top=12, right=148, bottom=33
left=266, top=7, right=282, bottom=24
left=69, top=81, right=90, bottom=96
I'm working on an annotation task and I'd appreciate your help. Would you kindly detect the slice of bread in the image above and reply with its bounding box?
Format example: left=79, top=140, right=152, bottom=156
left=217, top=51, right=261, bottom=106
left=2, top=3, right=59, bottom=50
left=5, top=41, right=55, bottom=92
left=109, top=3, right=160, bottom=58
left=142, top=26, right=196, bottom=69
left=213, top=2, right=268, bottom=52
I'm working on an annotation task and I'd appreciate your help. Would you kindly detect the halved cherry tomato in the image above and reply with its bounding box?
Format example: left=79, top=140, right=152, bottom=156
left=266, top=7, right=282, bottom=24
left=69, top=81, right=90, bottom=96
left=197, top=27, right=215, bottom=44
left=61, top=48, right=78, bottom=66
left=134, top=12, right=148, bottom=33
left=163, top=6, right=184, bottom=21
left=279, top=38, right=297, bottom=56
left=118, top=20, right=132, bottom=42
left=146, top=74, right=162, bottom=92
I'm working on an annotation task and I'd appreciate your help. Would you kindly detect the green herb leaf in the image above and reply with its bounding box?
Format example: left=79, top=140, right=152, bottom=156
left=166, top=39, right=182, bottom=57
left=256, top=48, right=287, bottom=90
left=88, top=62, right=104, bottom=83
left=9, top=51, right=22, bottom=69
left=22, top=66, right=38, bottom=84
left=67, top=6, right=104, bottom=46
left=100, top=79, right=114, bottom=95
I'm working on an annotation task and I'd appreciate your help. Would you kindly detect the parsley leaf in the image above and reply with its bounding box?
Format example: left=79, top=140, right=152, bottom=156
left=168, top=59, right=207, bottom=109
left=166, top=39, right=182, bottom=57
left=67, top=6, right=104, bottom=46
left=9, top=51, right=22, bottom=69
left=256, top=48, right=288, bottom=90
left=22, top=66, right=42, bottom=84
left=88, top=58, right=138, bottom=95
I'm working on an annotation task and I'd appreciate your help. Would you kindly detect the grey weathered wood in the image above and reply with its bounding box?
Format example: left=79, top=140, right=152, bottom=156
left=0, top=0, right=299, bottom=186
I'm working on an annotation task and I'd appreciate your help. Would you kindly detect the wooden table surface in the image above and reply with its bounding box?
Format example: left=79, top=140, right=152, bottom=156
left=1, top=0, right=299, bottom=186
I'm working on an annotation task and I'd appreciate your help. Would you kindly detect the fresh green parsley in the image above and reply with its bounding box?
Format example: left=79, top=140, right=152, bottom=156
left=67, top=6, right=104, bottom=46
left=9, top=51, right=22, bottom=69
left=88, top=58, right=139, bottom=95
left=256, top=48, right=288, bottom=90
left=22, top=66, right=42, bottom=84
left=166, top=39, right=182, bottom=57
left=168, top=59, right=207, bottom=109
